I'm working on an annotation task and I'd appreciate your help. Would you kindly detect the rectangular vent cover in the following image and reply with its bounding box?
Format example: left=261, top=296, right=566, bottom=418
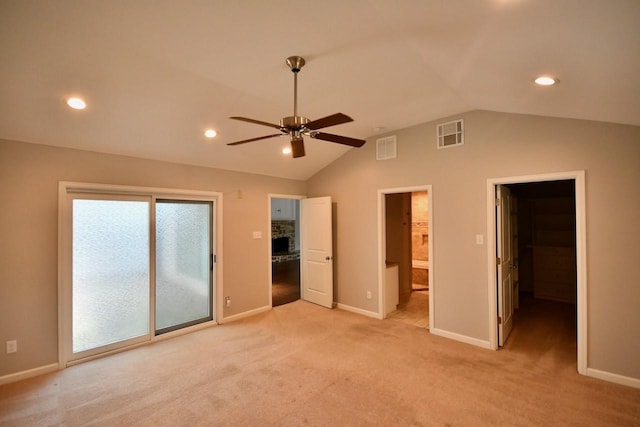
left=437, top=119, right=464, bottom=149
left=376, top=135, right=397, bottom=160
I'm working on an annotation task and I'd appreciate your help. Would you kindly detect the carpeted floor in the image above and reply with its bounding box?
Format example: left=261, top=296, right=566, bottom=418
left=1, top=300, right=639, bottom=426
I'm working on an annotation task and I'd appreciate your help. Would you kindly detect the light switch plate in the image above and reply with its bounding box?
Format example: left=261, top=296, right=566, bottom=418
left=475, top=234, right=484, bottom=245
left=252, top=231, right=262, bottom=239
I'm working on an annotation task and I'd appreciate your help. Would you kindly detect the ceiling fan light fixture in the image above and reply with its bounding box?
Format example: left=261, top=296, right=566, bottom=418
left=534, top=76, right=558, bottom=86
left=204, top=129, right=217, bottom=138
left=282, top=147, right=292, bottom=155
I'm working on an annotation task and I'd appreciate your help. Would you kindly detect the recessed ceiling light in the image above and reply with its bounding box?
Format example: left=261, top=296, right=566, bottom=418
left=534, top=76, right=559, bottom=86
left=282, top=147, right=292, bottom=155
left=204, top=129, right=217, bottom=138
left=66, top=97, right=86, bottom=110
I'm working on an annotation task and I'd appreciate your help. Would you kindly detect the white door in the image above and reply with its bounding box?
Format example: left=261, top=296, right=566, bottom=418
left=301, top=196, right=333, bottom=308
left=497, top=185, right=514, bottom=346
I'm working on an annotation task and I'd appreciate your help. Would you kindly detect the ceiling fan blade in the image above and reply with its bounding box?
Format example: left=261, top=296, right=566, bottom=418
left=306, top=113, right=353, bottom=130
left=227, top=134, right=282, bottom=145
left=291, top=137, right=305, bottom=158
left=312, top=132, right=366, bottom=148
left=230, top=116, right=283, bottom=130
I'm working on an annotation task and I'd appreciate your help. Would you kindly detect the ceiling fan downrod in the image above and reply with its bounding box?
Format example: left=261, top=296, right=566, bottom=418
left=286, top=56, right=305, bottom=119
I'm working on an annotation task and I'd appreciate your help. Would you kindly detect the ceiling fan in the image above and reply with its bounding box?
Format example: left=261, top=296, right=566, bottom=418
left=227, top=56, right=366, bottom=158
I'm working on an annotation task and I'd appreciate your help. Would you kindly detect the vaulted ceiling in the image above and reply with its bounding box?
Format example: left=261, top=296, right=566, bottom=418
left=1, top=1, right=639, bottom=180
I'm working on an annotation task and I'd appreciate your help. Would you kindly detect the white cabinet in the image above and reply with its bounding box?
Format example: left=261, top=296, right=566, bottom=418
left=271, top=199, right=295, bottom=220
left=385, top=263, right=399, bottom=315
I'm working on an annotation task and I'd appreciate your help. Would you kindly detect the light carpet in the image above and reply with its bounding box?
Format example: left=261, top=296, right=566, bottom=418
left=1, top=300, right=639, bottom=426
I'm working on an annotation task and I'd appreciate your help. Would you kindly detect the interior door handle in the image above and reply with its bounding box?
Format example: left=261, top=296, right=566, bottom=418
left=325, top=256, right=332, bottom=261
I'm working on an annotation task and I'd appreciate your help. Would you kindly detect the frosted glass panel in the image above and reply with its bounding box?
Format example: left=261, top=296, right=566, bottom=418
left=156, top=201, right=211, bottom=331
left=72, top=199, right=150, bottom=353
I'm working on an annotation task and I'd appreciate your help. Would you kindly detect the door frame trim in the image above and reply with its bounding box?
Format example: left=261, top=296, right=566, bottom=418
left=485, top=171, right=587, bottom=374
left=377, top=185, right=433, bottom=325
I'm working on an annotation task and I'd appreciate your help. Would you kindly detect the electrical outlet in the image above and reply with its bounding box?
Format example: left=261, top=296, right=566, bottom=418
left=366, top=291, right=372, bottom=300
left=225, top=296, right=231, bottom=307
left=6, top=340, right=17, bottom=354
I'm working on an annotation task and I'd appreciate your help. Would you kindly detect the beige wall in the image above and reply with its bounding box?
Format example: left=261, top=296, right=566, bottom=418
left=0, top=139, right=306, bottom=377
left=307, top=110, right=640, bottom=380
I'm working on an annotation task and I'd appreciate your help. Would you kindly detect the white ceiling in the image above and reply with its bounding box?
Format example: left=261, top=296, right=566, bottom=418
left=1, top=0, right=639, bottom=180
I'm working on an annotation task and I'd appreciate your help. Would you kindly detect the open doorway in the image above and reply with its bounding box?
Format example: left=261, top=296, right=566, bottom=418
left=270, top=197, right=301, bottom=307
left=378, top=186, right=433, bottom=328
left=487, top=171, right=587, bottom=374
left=502, top=181, right=577, bottom=359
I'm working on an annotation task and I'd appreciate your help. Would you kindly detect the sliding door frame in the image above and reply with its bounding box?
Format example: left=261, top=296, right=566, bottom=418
left=58, top=182, right=223, bottom=368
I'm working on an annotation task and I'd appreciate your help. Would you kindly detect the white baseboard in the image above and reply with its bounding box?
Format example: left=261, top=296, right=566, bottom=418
left=220, top=305, right=271, bottom=324
left=587, top=368, right=640, bottom=389
left=0, top=363, right=59, bottom=386
left=430, top=327, right=492, bottom=349
left=336, top=303, right=383, bottom=320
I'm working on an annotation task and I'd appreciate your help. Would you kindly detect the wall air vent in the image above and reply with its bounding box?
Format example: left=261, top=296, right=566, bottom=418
left=376, top=135, right=397, bottom=160
left=437, top=119, right=464, bottom=149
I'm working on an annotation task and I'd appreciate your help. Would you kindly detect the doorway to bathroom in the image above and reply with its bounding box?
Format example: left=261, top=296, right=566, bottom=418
left=270, top=196, right=302, bottom=307
left=379, top=185, right=433, bottom=328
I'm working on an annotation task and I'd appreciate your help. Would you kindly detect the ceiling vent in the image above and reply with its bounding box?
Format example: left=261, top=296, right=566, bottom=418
left=437, top=119, right=464, bottom=149
left=376, top=135, right=397, bottom=160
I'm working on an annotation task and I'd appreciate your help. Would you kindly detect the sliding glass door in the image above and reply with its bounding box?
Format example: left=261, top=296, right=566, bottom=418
left=62, top=186, right=218, bottom=364
left=71, top=196, right=151, bottom=356
left=156, top=200, right=212, bottom=334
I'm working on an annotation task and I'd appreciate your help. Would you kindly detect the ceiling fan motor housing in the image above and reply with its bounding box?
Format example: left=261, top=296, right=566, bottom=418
left=280, top=115, right=309, bottom=130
